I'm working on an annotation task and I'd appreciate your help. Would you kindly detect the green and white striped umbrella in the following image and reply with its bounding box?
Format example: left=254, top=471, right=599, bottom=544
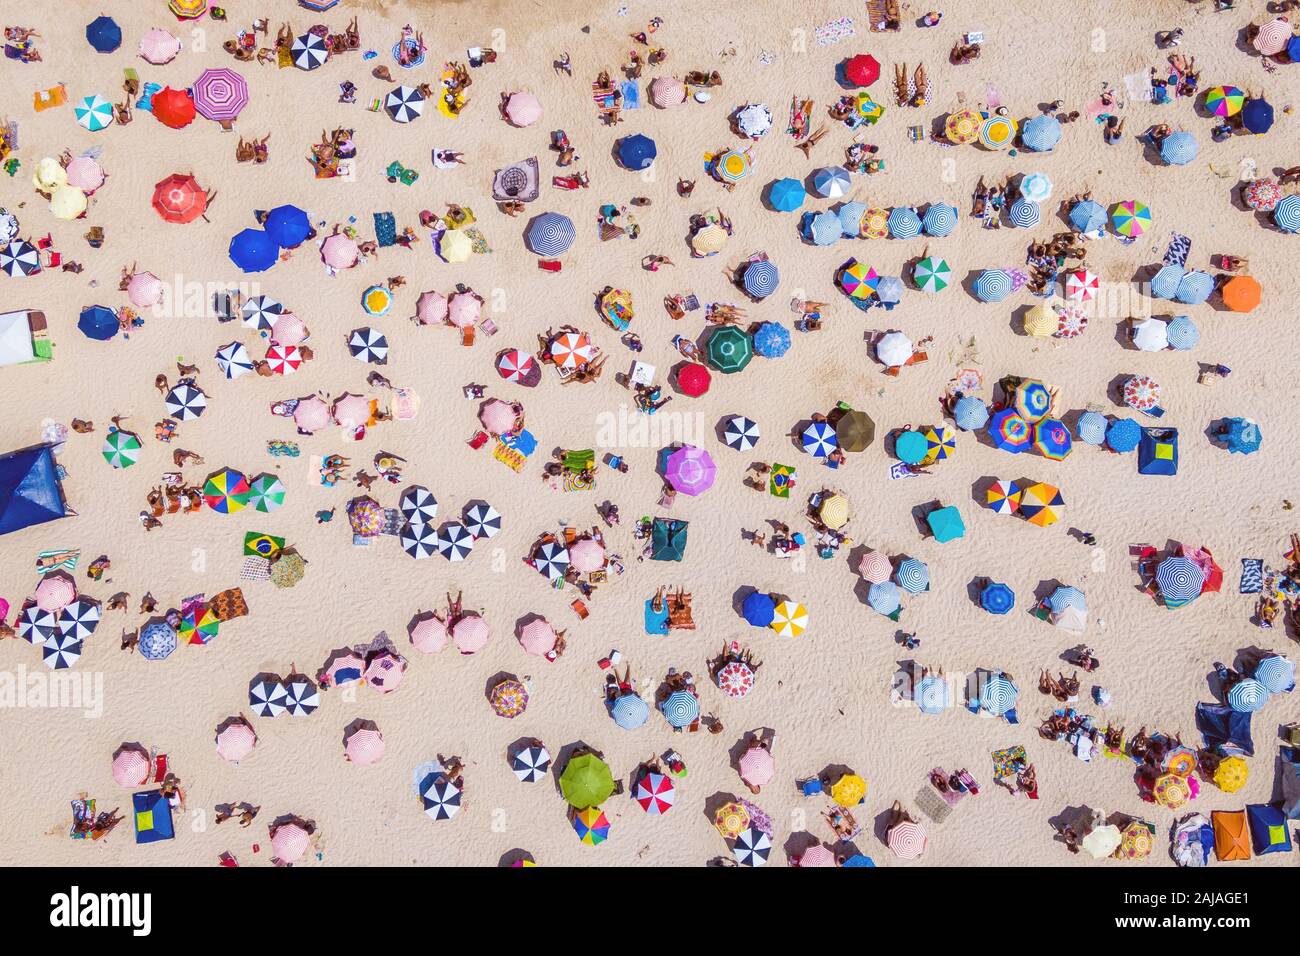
left=75, top=95, right=115, bottom=132
left=913, top=256, right=951, bottom=293
left=102, top=429, right=142, bottom=468
left=247, top=474, right=286, bottom=512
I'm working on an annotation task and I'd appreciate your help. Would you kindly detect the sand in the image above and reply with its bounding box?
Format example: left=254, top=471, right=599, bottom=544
left=0, top=0, right=1297, bottom=866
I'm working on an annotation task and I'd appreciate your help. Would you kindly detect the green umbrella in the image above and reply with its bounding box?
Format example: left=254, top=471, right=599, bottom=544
left=248, top=473, right=287, bottom=512
left=834, top=410, right=876, bottom=452
left=705, top=326, right=754, bottom=374
left=560, top=753, right=615, bottom=809
left=102, top=429, right=142, bottom=468
left=913, top=256, right=951, bottom=292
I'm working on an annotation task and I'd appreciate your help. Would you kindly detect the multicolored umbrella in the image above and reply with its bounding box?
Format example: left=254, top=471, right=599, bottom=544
left=840, top=260, right=879, bottom=299
left=944, top=109, right=981, bottom=144
left=102, top=429, right=141, bottom=468
left=1111, top=200, right=1152, bottom=237
left=1033, top=418, right=1072, bottom=460
left=922, top=425, right=956, bottom=462
left=572, top=807, right=610, bottom=845
left=861, top=207, right=890, bottom=239
left=979, top=115, right=1017, bottom=150
left=488, top=678, right=529, bottom=718
left=713, top=148, right=750, bottom=184
left=1123, top=375, right=1162, bottom=412
left=203, top=468, right=251, bottom=514
left=1019, top=482, right=1064, bottom=527
left=1204, top=85, right=1245, bottom=117
left=179, top=606, right=220, bottom=646
left=986, top=479, right=1022, bottom=514
left=1119, top=822, right=1155, bottom=860
left=74, top=95, right=114, bottom=132
left=1243, top=178, right=1283, bottom=211
left=714, top=802, right=751, bottom=839
left=989, top=410, right=1031, bottom=453
left=1013, top=379, right=1054, bottom=421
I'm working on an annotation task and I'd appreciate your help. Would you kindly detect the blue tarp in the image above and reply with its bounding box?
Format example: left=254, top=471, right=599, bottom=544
left=0, top=444, right=67, bottom=535
left=1195, top=702, right=1253, bottom=756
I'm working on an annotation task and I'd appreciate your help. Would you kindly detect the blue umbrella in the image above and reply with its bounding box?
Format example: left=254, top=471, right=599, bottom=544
left=1105, top=417, right=1141, bottom=453
left=1274, top=195, right=1300, bottom=234
left=1174, top=271, right=1214, bottom=303
left=1156, top=556, right=1205, bottom=603
left=1075, top=411, right=1108, bottom=445
left=228, top=228, right=279, bottom=272
left=1166, top=315, right=1199, bottom=350
left=86, top=15, right=122, bottom=52
left=801, top=421, right=837, bottom=457
left=979, top=673, right=1019, bottom=716
left=616, top=133, right=656, bottom=170
left=895, top=558, right=929, bottom=593
left=742, top=591, right=776, bottom=626
left=1227, top=678, right=1269, bottom=714
left=812, top=166, right=851, bottom=198
left=78, top=304, right=119, bottom=341
left=837, top=201, right=866, bottom=236
left=1047, top=586, right=1087, bottom=615
left=922, top=203, right=958, bottom=237
left=895, top=430, right=929, bottom=463
left=980, top=582, right=1015, bottom=615
left=139, top=621, right=178, bottom=661
left=1149, top=264, right=1184, bottom=299
left=660, top=690, right=700, bottom=728
left=264, top=204, right=312, bottom=248
left=841, top=853, right=876, bottom=867
left=973, top=269, right=1013, bottom=302
left=875, top=276, right=904, bottom=304
left=1159, top=131, right=1198, bottom=165
left=1008, top=198, right=1040, bottom=228
left=753, top=322, right=791, bottom=358
left=610, top=693, right=650, bottom=729
left=1291, top=35, right=1300, bottom=62
left=1221, top=417, right=1261, bottom=454
left=916, top=675, right=949, bottom=714
left=953, top=396, right=989, bottom=431
left=807, top=210, right=842, bottom=246
left=1068, top=200, right=1107, bottom=234
left=742, top=260, right=780, bottom=298
left=988, top=409, right=1031, bottom=454
left=887, top=207, right=922, bottom=239
left=769, top=178, right=806, bottom=212
left=867, top=581, right=901, bottom=615
left=1254, top=655, right=1295, bottom=693
left=525, top=212, right=576, bottom=255
left=1021, top=114, right=1061, bottom=151
left=1242, top=99, right=1274, bottom=135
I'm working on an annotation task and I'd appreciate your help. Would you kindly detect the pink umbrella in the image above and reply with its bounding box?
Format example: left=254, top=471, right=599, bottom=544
left=664, top=445, right=717, bottom=496
left=415, top=290, right=448, bottom=325
left=35, top=572, right=76, bottom=612
left=505, top=91, right=543, bottom=127
left=447, top=292, right=481, bottom=328
left=888, top=819, right=928, bottom=859
left=452, top=614, right=490, bottom=654
left=126, top=271, right=164, bottom=308
left=650, top=77, right=687, bottom=108
left=139, top=27, right=182, bottom=65
left=409, top=612, right=448, bottom=653
left=293, top=395, right=331, bottom=433
left=271, top=822, right=311, bottom=863
left=739, top=746, right=775, bottom=787
left=858, top=549, right=892, bottom=583
left=111, top=745, right=151, bottom=787
left=192, top=67, right=249, bottom=123
left=215, top=717, right=257, bottom=762
left=270, top=312, right=308, bottom=346
left=344, top=724, right=385, bottom=765
left=798, top=844, right=838, bottom=867
left=518, top=617, right=557, bottom=656
left=65, top=156, right=105, bottom=192
left=569, top=538, right=606, bottom=573
left=332, top=393, right=371, bottom=428
left=364, top=650, right=406, bottom=693
left=479, top=399, right=517, bottom=434
left=321, top=233, right=360, bottom=270
left=320, top=650, right=365, bottom=688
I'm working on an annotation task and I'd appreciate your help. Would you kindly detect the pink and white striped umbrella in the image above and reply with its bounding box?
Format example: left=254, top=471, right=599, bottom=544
left=126, top=271, right=164, bottom=308
left=344, top=725, right=386, bottom=765
left=452, top=614, right=490, bottom=654
left=858, top=549, right=892, bottom=584
left=271, top=822, right=311, bottom=863
left=505, top=91, right=543, bottom=127
left=888, top=819, right=928, bottom=859
left=192, top=68, right=249, bottom=122
left=215, top=718, right=257, bottom=762
left=798, top=843, right=838, bottom=867
left=415, top=290, right=448, bottom=325
left=35, top=573, right=76, bottom=612
left=447, top=292, right=481, bottom=328
left=739, top=746, right=775, bottom=786
left=568, top=538, right=606, bottom=574
left=518, top=617, right=557, bottom=656
left=139, top=28, right=182, bottom=65
left=1254, top=18, right=1292, bottom=55
left=111, top=746, right=151, bottom=787
left=321, top=234, right=359, bottom=270
left=409, top=613, right=448, bottom=653
left=66, top=156, right=106, bottom=192
left=332, top=393, right=371, bottom=428
left=478, top=399, right=517, bottom=435
left=363, top=651, right=406, bottom=693
left=292, top=395, right=331, bottom=433
left=650, top=77, right=687, bottom=108
left=270, top=312, right=308, bottom=347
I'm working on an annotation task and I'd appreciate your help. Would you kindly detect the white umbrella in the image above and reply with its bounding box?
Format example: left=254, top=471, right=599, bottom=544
left=876, top=332, right=913, bottom=367
left=1132, top=318, right=1169, bottom=352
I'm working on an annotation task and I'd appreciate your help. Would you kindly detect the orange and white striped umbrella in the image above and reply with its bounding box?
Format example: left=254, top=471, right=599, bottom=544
left=549, top=332, right=594, bottom=370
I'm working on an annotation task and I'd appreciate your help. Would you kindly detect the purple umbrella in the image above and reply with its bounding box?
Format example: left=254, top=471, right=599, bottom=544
left=193, top=68, right=250, bottom=123
left=664, top=445, right=717, bottom=496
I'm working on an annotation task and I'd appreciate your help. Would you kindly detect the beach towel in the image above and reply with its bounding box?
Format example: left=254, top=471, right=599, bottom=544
left=240, top=556, right=271, bottom=581
left=991, top=745, right=1027, bottom=781
left=1240, top=558, right=1263, bottom=594
left=135, top=82, right=162, bottom=112
left=814, top=17, right=856, bottom=45
left=70, top=799, right=94, bottom=839
left=493, top=441, right=527, bottom=472
left=643, top=599, right=670, bottom=634
left=562, top=473, right=594, bottom=492
left=492, top=157, right=540, bottom=203
left=373, top=212, right=397, bottom=247
left=1163, top=233, right=1191, bottom=267
left=915, top=786, right=954, bottom=822
left=209, top=587, right=249, bottom=621
left=620, top=80, right=640, bottom=109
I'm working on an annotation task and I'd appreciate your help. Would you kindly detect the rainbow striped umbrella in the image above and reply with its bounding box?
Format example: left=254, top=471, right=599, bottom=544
left=1033, top=418, right=1073, bottom=461
left=1111, top=200, right=1152, bottom=237
left=202, top=467, right=251, bottom=514
left=1204, top=85, right=1245, bottom=117
left=572, top=807, right=611, bottom=845
left=989, top=409, right=1031, bottom=453
left=1014, top=379, right=1054, bottom=421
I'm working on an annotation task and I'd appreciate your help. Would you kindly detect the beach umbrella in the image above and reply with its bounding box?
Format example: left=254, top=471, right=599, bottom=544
left=660, top=690, right=700, bottom=729
left=265, top=344, right=302, bottom=375
left=808, top=210, right=842, bottom=246
left=741, top=260, right=780, bottom=299
left=1242, top=178, right=1283, bottom=211
left=979, top=115, right=1017, bottom=150
left=874, top=276, right=903, bottom=305
left=742, top=592, right=776, bottom=627
left=835, top=409, right=875, bottom=452
left=798, top=844, right=838, bottom=867
left=768, top=178, right=805, bottom=212
left=1213, top=756, right=1248, bottom=793
left=888, top=819, right=928, bottom=860
left=139, top=621, right=178, bottom=661
left=398, top=486, right=438, bottom=527
left=853, top=550, right=890, bottom=585
left=39, top=633, right=79, bottom=670
left=980, top=581, right=1016, bottom=615
left=1057, top=306, right=1091, bottom=339
left=532, top=540, right=570, bottom=580
left=752, top=322, right=791, bottom=360
left=291, top=32, right=328, bottom=70
left=1204, top=85, right=1245, bottom=117
left=152, top=173, right=207, bottom=223
left=923, top=425, right=956, bottom=462
left=887, top=206, right=922, bottom=239
left=178, top=605, right=220, bottom=645
left=633, top=772, right=676, bottom=815
left=731, top=826, right=772, bottom=866
left=1174, top=271, right=1214, bottom=304
left=944, top=108, right=981, bottom=144
left=523, top=212, right=576, bottom=257
left=438, top=229, right=472, bottom=263
left=409, top=613, right=448, bottom=653
left=1123, top=375, right=1162, bottom=412
left=86, top=15, right=122, bottom=52
left=770, top=600, right=808, bottom=637
left=193, top=68, right=249, bottom=123
left=203, top=467, right=250, bottom=513
left=488, top=678, right=529, bottom=719
left=1046, top=586, right=1086, bottom=617
left=446, top=292, right=481, bottom=329
left=1292, top=33, right=1300, bottom=61
left=988, top=410, right=1030, bottom=454
left=269, top=552, right=306, bottom=589
left=610, top=693, right=650, bottom=730
left=17, top=604, right=58, bottom=644
left=1254, top=655, right=1295, bottom=693
left=57, top=598, right=100, bottom=640
left=736, top=103, right=773, bottom=138
left=973, top=269, right=1013, bottom=302
left=1021, top=114, right=1062, bottom=151
left=895, top=429, right=928, bottom=464
left=378, top=84, right=424, bottom=124
left=980, top=673, right=1019, bottom=716
left=0, top=211, right=17, bottom=245
left=920, top=205, right=957, bottom=239
left=549, top=331, right=594, bottom=370
left=101, top=429, right=140, bottom=468
left=1063, top=269, right=1099, bottom=301
left=714, top=802, right=752, bottom=839
left=1254, top=18, right=1291, bottom=55
left=1156, top=556, right=1205, bottom=605
left=705, top=326, right=754, bottom=373
left=512, top=744, right=551, bottom=783
left=1111, top=200, right=1152, bottom=237
left=414, top=290, right=448, bottom=326
left=435, top=523, right=474, bottom=562
left=689, top=223, right=729, bottom=257
left=812, top=166, right=852, bottom=198
left=32, top=158, right=65, bottom=196
left=717, top=661, right=756, bottom=700
left=714, top=148, right=751, bottom=185
left=1023, top=303, right=1058, bottom=337
left=164, top=383, right=207, bottom=421
left=649, top=76, right=687, bottom=107
left=844, top=53, right=881, bottom=86
left=287, top=395, right=329, bottom=434
left=321, top=233, right=360, bottom=270
left=859, top=206, right=889, bottom=239
left=913, top=256, right=952, bottom=293
left=952, top=396, right=989, bottom=431
left=572, top=807, right=610, bottom=845
left=445, top=614, right=487, bottom=656
left=516, top=617, right=556, bottom=657
left=169, top=0, right=207, bottom=17
left=616, top=133, right=656, bottom=170
left=1119, top=822, right=1156, bottom=860
left=283, top=674, right=319, bottom=717
left=1020, top=173, right=1053, bottom=204
left=259, top=205, right=312, bottom=250
left=1220, top=275, right=1261, bottom=313
left=343, top=724, right=385, bottom=765
left=840, top=260, right=878, bottom=300
left=1082, top=825, right=1122, bottom=859
left=74, top=95, right=114, bottom=132
left=1227, top=678, right=1269, bottom=714
left=1019, top=482, right=1063, bottom=527
left=820, top=493, right=850, bottom=530
left=1106, top=417, right=1142, bottom=452
left=215, top=719, right=256, bottom=762
left=1160, top=131, right=1198, bottom=165
left=78, top=304, right=118, bottom=341
left=229, top=229, right=278, bottom=273
left=1164, top=746, right=1198, bottom=777
left=868, top=581, right=901, bottom=616
left=421, top=773, right=462, bottom=821
left=35, top=573, right=76, bottom=612
left=50, top=186, right=88, bottom=221
left=347, top=327, right=389, bottom=365
left=242, top=473, right=284, bottom=513
left=664, top=445, right=717, bottom=496
left=561, top=754, right=615, bottom=809
left=1069, top=199, right=1107, bottom=234
left=896, top=558, right=929, bottom=593
left=801, top=421, right=837, bottom=458
left=916, top=674, right=950, bottom=714
left=876, top=331, right=912, bottom=367
left=503, top=91, right=542, bottom=127
left=242, top=299, right=283, bottom=335
left=1075, top=411, right=1107, bottom=445
left=152, top=87, right=196, bottom=129
left=125, top=271, right=163, bottom=309
left=569, top=537, right=606, bottom=575
left=495, top=349, right=535, bottom=383
left=1013, top=379, right=1053, bottom=422
left=112, top=745, right=151, bottom=788
left=0, top=239, right=39, bottom=278
left=139, top=27, right=182, bottom=64
left=1274, top=194, right=1300, bottom=234
left=1149, top=264, right=1184, bottom=299
left=837, top=201, right=866, bottom=237
left=1008, top=198, right=1040, bottom=228
left=831, top=773, right=867, bottom=807
left=1033, top=418, right=1072, bottom=460
left=1221, top=417, right=1262, bottom=455
left=1165, top=315, right=1199, bottom=351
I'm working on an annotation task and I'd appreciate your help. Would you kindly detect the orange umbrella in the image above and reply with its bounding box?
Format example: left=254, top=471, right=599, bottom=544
left=152, top=87, right=197, bottom=129
left=152, top=173, right=207, bottom=223
left=1220, top=275, right=1261, bottom=313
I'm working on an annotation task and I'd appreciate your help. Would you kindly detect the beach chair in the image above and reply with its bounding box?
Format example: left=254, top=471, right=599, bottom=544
left=461, top=326, right=475, bottom=347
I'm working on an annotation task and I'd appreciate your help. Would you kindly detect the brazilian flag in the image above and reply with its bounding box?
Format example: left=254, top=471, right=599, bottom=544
left=244, top=531, right=285, bottom=558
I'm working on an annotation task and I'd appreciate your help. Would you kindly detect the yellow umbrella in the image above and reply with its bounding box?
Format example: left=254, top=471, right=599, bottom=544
left=1024, top=302, right=1058, bottom=337
left=769, top=600, right=808, bottom=637
left=861, top=206, right=890, bottom=239
left=49, top=185, right=87, bottom=220
left=819, top=493, right=850, bottom=530
left=1152, top=773, right=1191, bottom=809
left=439, top=229, right=473, bottom=263
left=169, top=0, right=208, bottom=19
left=944, top=109, right=982, bottom=145
left=714, top=801, right=751, bottom=838
left=690, top=223, right=729, bottom=256
left=1213, top=756, right=1248, bottom=793
left=830, top=773, right=867, bottom=807
left=1118, top=821, right=1154, bottom=860
left=32, top=156, right=67, bottom=192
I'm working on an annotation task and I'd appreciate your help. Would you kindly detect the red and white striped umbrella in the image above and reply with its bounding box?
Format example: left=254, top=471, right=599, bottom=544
left=858, top=549, right=892, bottom=584
left=888, top=819, right=928, bottom=859
left=496, top=349, right=536, bottom=382
left=409, top=613, right=448, bottom=653
left=518, top=617, right=557, bottom=656
left=633, top=772, right=676, bottom=814
left=799, top=843, right=838, bottom=867
left=1254, top=18, right=1292, bottom=55
left=452, top=614, right=490, bottom=654
left=265, top=344, right=302, bottom=375
left=126, top=271, right=163, bottom=308
left=1063, top=269, right=1098, bottom=302
left=215, top=719, right=257, bottom=762
left=738, top=745, right=775, bottom=786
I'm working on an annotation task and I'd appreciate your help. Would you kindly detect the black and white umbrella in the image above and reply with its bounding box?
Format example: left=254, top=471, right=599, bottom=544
left=241, top=295, right=283, bottom=330
left=283, top=675, right=320, bottom=717
left=399, top=485, right=439, bottom=526
left=511, top=744, right=552, bottom=783
left=249, top=677, right=289, bottom=717
left=348, top=326, right=389, bottom=365
left=42, top=633, right=82, bottom=670
left=215, top=341, right=253, bottom=379
left=436, top=522, right=474, bottom=562
left=723, top=415, right=761, bottom=451
left=17, top=603, right=58, bottom=644
left=164, top=382, right=208, bottom=421
left=400, top=522, right=438, bottom=559
left=291, top=32, right=328, bottom=70
left=57, top=598, right=101, bottom=640
left=532, top=540, right=570, bottom=580
left=463, top=503, right=502, bottom=539
left=732, top=826, right=772, bottom=866
left=420, top=772, right=462, bottom=820
left=1, top=239, right=40, bottom=277
left=384, top=85, right=425, bottom=123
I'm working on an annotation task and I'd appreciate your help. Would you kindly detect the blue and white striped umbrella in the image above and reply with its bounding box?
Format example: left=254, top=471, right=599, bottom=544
left=973, top=269, right=1013, bottom=302
left=1254, top=655, right=1295, bottom=693
left=1155, top=556, right=1205, bottom=602
left=867, top=581, right=901, bottom=615
left=801, top=421, right=837, bottom=457
left=1274, top=194, right=1300, bottom=233
left=742, top=260, right=780, bottom=298
left=526, top=212, right=575, bottom=256
left=953, top=396, right=989, bottom=431
left=610, top=693, right=649, bottom=729
left=1069, top=200, right=1107, bottom=234
left=1174, top=270, right=1214, bottom=304
left=1160, top=131, right=1198, bottom=166
left=660, top=690, right=701, bottom=728
left=838, top=201, right=866, bottom=237
left=922, top=203, right=959, bottom=237
left=1075, top=411, right=1108, bottom=445
left=979, top=673, right=1019, bottom=716
left=887, top=206, right=922, bottom=239
left=1166, top=315, right=1199, bottom=350
left=812, top=166, right=852, bottom=198
left=916, top=675, right=949, bottom=715
left=1227, top=678, right=1269, bottom=714
left=1008, top=198, right=1040, bottom=228
left=1047, top=586, right=1086, bottom=615
left=1021, top=114, right=1061, bottom=151
left=895, top=558, right=929, bottom=593
left=809, top=210, right=843, bottom=246
left=1149, top=264, right=1184, bottom=299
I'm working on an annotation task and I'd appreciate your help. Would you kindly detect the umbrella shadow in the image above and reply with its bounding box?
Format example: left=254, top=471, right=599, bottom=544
left=497, top=848, right=536, bottom=867
left=506, top=735, right=539, bottom=765
left=513, top=611, right=549, bottom=640
left=342, top=717, right=378, bottom=747
left=1113, top=319, right=1137, bottom=349
left=966, top=575, right=990, bottom=609
left=783, top=830, right=824, bottom=862
left=483, top=669, right=519, bottom=700
left=970, top=474, right=1000, bottom=508
left=1008, top=302, right=1033, bottom=336
left=1105, top=373, right=1131, bottom=408
left=958, top=268, right=987, bottom=301
left=910, top=500, right=942, bottom=537
left=702, top=789, right=744, bottom=828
